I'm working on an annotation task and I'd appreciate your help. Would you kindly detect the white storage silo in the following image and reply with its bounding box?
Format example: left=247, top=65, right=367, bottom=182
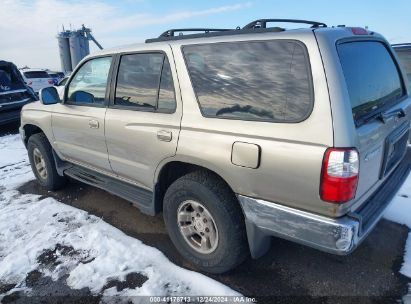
left=57, top=32, right=72, bottom=73
left=69, top=31, right=83, bottom=70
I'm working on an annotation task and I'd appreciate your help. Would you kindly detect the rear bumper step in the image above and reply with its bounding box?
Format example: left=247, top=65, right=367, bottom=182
left=239, top=148, right=411, bottom=259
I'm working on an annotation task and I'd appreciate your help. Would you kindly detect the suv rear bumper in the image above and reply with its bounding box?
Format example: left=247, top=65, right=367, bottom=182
left=239, top=148, right=411, bottom=258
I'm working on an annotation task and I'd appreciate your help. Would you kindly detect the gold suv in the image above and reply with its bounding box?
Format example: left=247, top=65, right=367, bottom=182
left=20, top=20, right=411, bottom=273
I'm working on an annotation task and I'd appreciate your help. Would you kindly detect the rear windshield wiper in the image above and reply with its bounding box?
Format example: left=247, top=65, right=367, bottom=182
left=378, top=108, right=406, bottom=123
left=356, top=108, right=406, bottom=127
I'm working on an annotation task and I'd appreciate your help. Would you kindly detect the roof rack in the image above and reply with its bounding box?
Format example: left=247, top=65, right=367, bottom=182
left=159, top=28, right=233, bottom=38
left=145, top=19, right=325, bottom=43
left=145, top=27, right=285, bottom=43
left=243, top=19, right=327, bottom=29
left=392, top=43, right=411, bottom=47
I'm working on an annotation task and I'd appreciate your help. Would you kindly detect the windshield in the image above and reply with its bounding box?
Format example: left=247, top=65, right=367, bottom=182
left=337, top=41, right=404, bottom=122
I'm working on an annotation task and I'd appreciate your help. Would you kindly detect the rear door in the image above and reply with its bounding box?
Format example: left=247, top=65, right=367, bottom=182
left=105, top=48, right=181, bottom=189
left=337, top=40, right=411, bottom=199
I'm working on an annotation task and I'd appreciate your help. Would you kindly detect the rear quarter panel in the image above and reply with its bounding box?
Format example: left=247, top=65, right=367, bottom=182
left=167, top=31, right=338, bottom=217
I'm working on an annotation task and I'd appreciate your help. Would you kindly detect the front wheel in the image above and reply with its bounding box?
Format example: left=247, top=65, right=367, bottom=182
left=163, top=171, right=249, bottom=273
left=27, top=133, right=67, bottom=191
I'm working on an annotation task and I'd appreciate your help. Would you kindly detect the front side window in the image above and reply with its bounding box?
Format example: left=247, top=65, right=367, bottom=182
left=67, top=56, right=112, bottom=105
left=183, top=40, right=313, bottom=122
left=115, top=53, right=176, bottom=112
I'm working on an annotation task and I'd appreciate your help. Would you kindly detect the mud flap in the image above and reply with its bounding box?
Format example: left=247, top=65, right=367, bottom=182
left=245, top=219, right=271, bottom=259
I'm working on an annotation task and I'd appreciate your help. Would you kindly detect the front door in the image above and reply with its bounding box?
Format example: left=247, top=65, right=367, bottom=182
left=52, top=56, right=113, bottom=173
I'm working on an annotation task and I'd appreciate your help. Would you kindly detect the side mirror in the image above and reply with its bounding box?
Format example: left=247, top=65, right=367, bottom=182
left=39, top=87, right=60, bottom=105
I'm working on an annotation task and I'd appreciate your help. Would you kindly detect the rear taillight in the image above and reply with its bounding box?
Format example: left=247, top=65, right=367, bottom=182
left=48, top=79, right=54, bottom=84
left=320, top=148, right=359, bottom=203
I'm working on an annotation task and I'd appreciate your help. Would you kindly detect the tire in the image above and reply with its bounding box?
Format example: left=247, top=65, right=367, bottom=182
left=163, top=170, right=249, bottom=273
left=27, top=133, right=67, bottom=191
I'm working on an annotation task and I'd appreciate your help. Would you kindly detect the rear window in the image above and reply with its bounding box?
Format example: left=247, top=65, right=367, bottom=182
left=394, top=48, right=411, bottom=81
left=24, top=71, right=50, bottom=79
left=337, top=41, right=404, bottom=121
left=182, top=40, right=313, bottom=122
left=0, top=66, right=21, bottom=86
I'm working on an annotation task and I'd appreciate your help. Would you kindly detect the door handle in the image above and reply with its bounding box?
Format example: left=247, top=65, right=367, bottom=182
left=157, top=130, right=172, bottom=142
left=88, top=119, right=99, bottom=129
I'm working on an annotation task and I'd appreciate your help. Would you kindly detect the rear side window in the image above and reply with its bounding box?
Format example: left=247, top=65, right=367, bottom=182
left=395, top=48, right=411, bottom=81
left=24, top=71, right=50, bottom=78
left=337, top=41, right=404, bottom=121
left=182, top=40, right=313, bottom=122
left=114, top=53, right=176, bottom=112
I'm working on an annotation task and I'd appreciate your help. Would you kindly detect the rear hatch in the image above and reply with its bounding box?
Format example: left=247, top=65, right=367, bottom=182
left=0, top=64, right=35, bottom=111
left=337, top=39, right=411, bottom=207
left=23, top=71, right=52, bottom=92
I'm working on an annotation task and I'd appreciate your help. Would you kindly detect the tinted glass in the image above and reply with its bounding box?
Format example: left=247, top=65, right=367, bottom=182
left=338, top=42, right=404, bottom=121
left=395, top=49, right=411, bottom=81
left=24, top=71, right=50, bottom=78
left=67, top=57, right=112, bottom=105
left=158, top=58, right=176, bottom=112
left=0, top=66, right=21, bottom=85
left=115, top=53, right=164, bottom=109
left=183, top=40, right=312, bottom=122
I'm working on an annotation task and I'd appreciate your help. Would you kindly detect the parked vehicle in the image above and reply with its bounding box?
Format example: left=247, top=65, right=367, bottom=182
left=20, top=68, right=54, bottom=94
left=393, top=43, right=411, bottom=82
left=0, top=61, right=36, bottom=125
left=47, top=71, right=65, bottom=85
left=20, top=19, right=411, bottom=273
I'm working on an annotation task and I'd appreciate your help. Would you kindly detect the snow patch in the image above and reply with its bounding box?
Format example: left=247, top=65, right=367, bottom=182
left=384, top=169, right=411, bottom=278
left=0, top=134, right=239, bottom=298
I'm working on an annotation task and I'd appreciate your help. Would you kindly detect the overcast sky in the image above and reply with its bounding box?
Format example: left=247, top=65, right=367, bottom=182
left=1, top=0, right=410, bottom=71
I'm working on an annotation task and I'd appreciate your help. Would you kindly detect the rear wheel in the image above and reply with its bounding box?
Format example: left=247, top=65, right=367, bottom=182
left=27, top=133, right=67, bottom=190
left=163, top=170, right=249, bottom=273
